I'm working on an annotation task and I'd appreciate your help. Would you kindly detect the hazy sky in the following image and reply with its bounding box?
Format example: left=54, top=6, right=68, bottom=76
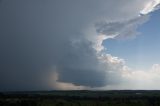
left=0, top=0, right=160, bottom=91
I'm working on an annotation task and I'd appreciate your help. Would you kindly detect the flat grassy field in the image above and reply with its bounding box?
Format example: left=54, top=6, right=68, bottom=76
left=1, top=90, right=160, bottom=106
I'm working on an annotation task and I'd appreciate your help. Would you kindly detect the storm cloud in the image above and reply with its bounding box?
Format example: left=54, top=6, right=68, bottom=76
left=0, top=0, right=159, bottom=91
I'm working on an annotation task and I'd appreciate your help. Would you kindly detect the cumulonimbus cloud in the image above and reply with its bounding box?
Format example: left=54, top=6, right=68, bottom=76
left=0, top=0, right=160, bottom=91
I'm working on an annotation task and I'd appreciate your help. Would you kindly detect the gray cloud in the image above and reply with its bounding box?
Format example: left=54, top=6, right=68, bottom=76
left=0, top=0, right=109, bottom=90
left=96, top=15, right=149, bottom=39
left=0, top=0, right=157, bottom=91
left=56, top=38, right=107, bottom=87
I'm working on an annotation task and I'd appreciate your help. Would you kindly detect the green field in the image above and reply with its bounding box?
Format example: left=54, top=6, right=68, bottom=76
left=1, top=90, right=160, bottom=106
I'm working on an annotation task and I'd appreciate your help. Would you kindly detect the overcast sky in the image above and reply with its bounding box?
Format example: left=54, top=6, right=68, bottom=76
left=0, top=0, right=160, bottom=91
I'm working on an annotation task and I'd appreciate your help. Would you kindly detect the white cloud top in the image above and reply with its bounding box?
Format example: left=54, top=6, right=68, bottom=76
left=140, top=0, right=160, bottom=15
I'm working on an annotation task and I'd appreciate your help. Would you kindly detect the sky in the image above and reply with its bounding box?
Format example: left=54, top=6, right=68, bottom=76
left=0, top=0, right=160, bottom=91
left=104, top=10, right=160, bottom=70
